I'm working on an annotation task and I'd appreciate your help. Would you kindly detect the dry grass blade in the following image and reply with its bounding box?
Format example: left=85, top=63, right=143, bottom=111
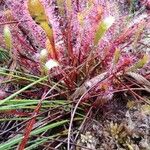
left=126, top=72, right=150, bottom=93
left=71, top=72, right=107, bottom=99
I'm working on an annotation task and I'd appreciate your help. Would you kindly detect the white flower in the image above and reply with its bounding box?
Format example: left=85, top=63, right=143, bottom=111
left=40, top=49, right=48, bottom=62
left=103, top=16, right=115, bottom=29
left=40, top=49, right=48, bottom=57
left=45, top=59, right=59, bottom=70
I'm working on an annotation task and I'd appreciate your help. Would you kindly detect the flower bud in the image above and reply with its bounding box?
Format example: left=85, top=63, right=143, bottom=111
left=40, top=49, right=48, bottom=64
left=3, top=25, right=12, bottom=50
left=94, top=16, right=115, bottom=45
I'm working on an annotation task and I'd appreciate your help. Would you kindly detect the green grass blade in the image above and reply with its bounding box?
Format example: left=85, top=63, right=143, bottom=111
left=25, top=138, right=47, bottom=150
left=0, top=99, right=69, bottom=110
left=0, top=76, right=48, bottom=105
left=0, top=120, right=68, bottom=149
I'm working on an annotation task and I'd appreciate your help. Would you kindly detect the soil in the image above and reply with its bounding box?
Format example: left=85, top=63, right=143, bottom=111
left=77, top=96, right=150, bottom=150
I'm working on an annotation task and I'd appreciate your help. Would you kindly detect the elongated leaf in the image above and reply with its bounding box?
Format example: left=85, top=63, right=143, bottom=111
left=0, top=99, right=69, bottom=110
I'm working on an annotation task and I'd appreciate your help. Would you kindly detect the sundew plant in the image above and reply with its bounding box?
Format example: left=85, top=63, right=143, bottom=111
left=0, top=0, right=150, bottom=149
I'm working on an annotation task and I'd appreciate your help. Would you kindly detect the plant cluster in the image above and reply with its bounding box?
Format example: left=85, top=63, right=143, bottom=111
left=0, top=0, right=149, bottom=149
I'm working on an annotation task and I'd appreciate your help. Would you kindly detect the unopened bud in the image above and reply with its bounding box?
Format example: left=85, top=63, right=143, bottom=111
left=94, top=16, right=115, bottom=45
left=3, top=25, right=12, bottom=50
left=40, top=49, right=48, bottom=63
